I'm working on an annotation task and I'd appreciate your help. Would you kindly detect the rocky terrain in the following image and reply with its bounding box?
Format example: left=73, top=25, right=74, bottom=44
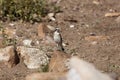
left=0, top=0, right=120, bottom=80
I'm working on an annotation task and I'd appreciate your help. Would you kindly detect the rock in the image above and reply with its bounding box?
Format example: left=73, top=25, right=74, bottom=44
left=48, top=13, right=54, bottom=17
left=23, top=39, right=32, bottom=47
left=35, top=40, right=40, bottom=45
left=73, top=6, right=79, bottom=11
left=70, top=25, right=75, bottom=28
left=37, top=23, right=50, bottom=39
left=48, top=13, right=56, bottom=21
left=26, top=72, right=66, bottom=80
left=91, top=41, right=98, bottom=45
left=109, top=9, right=115, bottom=12
left=17, top=46, right=49, bottom=69
left=37, top=23, right=46, bottom=39
left=105, top=12, right=120, bottom=17
left=9, top=23, right=15, bottom=27
left=47, top=25, right=56, bottom=31
left=49, top=50, right=70, bottom=72
left=67, top=57, right=113, bottom=80
left=89, top=32, right=96, bottom=36
left=47, top=0, right=61, bottom=4
left=93, top=0, right=100, bottom=5
left=85, top=35, right=110, bottom=42
left=62, top=43, right=68, bottom=47
left=0, top=46, right=19, bottom=68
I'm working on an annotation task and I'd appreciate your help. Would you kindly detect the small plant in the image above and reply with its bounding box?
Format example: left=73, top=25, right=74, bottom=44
left=41, top=64, right=49, bottom=72
left=38, top=64, right=49, bottom=72
left=2, top=37, right=17, bottom=46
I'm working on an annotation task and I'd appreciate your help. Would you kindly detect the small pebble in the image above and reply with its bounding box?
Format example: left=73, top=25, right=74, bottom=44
left=91, top=41, right=98, bottom=45
left=9, top=23, right=15, bottom=26
left=23, top=39, right=32, bottom=47
left=70, top=25, right=75, bottom=28
left=93, top=1, right=100, bottom=5
left=48, top=13, right=56, bottom=21
left=47, top=25, right=56, bottom=31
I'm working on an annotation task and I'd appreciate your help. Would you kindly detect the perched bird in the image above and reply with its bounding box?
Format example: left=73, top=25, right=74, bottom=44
left=53, top=28, right=64, bottom=51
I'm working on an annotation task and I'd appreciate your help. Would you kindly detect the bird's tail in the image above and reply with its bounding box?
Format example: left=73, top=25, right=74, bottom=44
left=58, top=43, right=64, bottom=51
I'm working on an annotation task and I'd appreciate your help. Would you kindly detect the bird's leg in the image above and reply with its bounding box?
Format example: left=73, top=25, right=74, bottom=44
left=55, top=43, right=59, bottom=50
left=57, top=43, right=59, bottom=47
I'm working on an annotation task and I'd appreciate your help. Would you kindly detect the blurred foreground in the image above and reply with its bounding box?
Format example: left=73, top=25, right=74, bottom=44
left=26, top=57, right=118, bottom=80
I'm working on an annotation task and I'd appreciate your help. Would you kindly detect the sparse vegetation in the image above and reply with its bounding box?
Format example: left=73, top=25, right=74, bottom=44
left=0, top=0, right=60, bottom=22
left=0, top=24, right=16, bottom=46
left=38, top=64, right=49, bottom=72
left=41, top=64, right=49, bottom=72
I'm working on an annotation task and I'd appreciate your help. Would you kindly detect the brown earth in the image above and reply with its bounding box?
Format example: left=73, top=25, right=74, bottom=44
left=0, top=0, right=120, bottom=80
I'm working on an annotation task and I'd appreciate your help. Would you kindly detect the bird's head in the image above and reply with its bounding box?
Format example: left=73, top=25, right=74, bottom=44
left=55, top=28, right=60, bottom=32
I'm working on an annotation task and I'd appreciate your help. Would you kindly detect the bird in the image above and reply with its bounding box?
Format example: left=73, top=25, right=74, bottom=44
left=53, top=28, right=64, bottom=51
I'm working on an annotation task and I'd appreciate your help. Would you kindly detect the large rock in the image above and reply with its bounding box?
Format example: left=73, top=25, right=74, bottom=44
left=0, top=46, right=19, bottom=68
left=37, top=23, right=50, bottom=39
left=49, top=51, right=70, bottom=72
left=17, top=46, right=49, bottom=69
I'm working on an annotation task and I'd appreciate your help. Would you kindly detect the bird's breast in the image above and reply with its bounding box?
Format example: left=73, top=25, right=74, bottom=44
left=54, top=34, right=61, bottom=43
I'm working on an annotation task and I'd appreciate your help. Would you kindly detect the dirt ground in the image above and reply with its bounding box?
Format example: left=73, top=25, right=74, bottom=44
left=0, top=0, right=120, bottom=80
